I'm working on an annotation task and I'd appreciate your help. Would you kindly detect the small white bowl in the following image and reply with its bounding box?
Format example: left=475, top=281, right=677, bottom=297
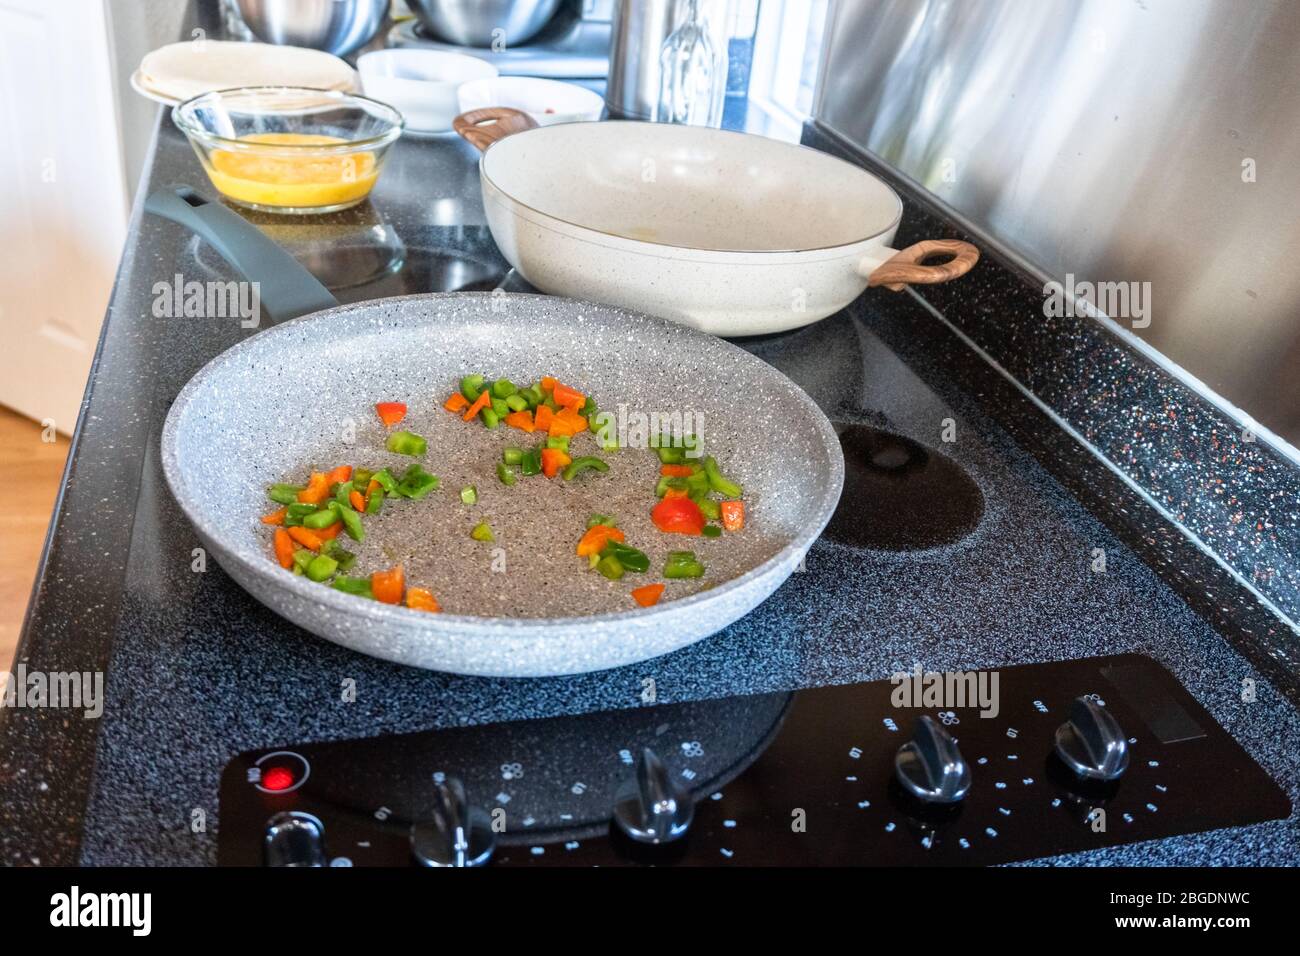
left=357, top=49, right=497, bottom=133
left=457, top=76, right=605, bottom=127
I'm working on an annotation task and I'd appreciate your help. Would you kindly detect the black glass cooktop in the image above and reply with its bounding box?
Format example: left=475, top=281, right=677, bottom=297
left=218, top=654, right=1289, bottom=866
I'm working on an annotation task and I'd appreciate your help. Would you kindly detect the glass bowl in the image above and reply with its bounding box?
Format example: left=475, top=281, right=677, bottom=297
left=173, top=86, right=404, bottom=214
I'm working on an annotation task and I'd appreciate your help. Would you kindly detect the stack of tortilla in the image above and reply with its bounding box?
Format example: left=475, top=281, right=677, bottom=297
left=134, top=40, right=358, bottom=104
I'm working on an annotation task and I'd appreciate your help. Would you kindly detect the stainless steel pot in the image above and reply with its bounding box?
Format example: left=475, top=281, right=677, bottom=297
left=406, top=0, right=563, bottom=48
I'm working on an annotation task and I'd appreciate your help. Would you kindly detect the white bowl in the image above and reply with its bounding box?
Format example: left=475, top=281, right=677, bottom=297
left=457, top=76, right=605, bottom=127
left=357, top=49, right=497, bottom=133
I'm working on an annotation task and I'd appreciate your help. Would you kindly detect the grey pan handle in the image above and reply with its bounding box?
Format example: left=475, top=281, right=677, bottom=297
left=144, top=186, right=340, bottom=324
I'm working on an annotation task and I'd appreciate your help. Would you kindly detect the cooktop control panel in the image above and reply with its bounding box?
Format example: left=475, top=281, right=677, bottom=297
left=218, top=654, right=1290, bottom=866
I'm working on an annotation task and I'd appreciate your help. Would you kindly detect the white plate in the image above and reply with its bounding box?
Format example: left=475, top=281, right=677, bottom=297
left=130, top=69, right=181, bottom=106
left=457, top=76, right=605, bottom=126
left=357, top=49, right=497, bottom=133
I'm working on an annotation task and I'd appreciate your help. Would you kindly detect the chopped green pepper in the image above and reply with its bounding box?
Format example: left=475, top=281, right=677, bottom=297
left=655, top=444, right=685, bottom=464
left=332, top=575, right=374, bottom=598
left=562, top=456, right=609, bottom=480
left=333, top=479, right=355, bottom=507
left=491, top=377, right=516, bottom=398
left=505, top=393, right=529, bottom=412
left=370, top=468, right=398, bottom=494
left=386, top=430, right=427, bottom=456
left=695, top=497, right=721, bottom=521
left=302, top=508, right=341, bottom=530
left=286, top=502, right=318, bottom=519
left=322, top=541, right=357, bottom=571
left=394, top=464, right=439, bottom=499
left=490, top=397, right=509, bottom=417
left=305, top=553, right=338, bottom=582
left=327, top=501, right=365, bottom=542
left=602, top=541, right=648, bottom=573
left=267, top=483, right=303, bottom=505
left=702, top=456, right=742, bottom=497
left=471, top=520, right=495, bottom=542
left=480, top=407, right=500, bottom=429
left=545, top=434, right=570, bottom=452
left=460, top=373, right=484, bottom=401
left=460, top=485, right=477, bottom=505
left=702, top=525, right=723, bottom=538
left=496, top=461, right=517, bottom=486
left=656, top=476, right=687, bottom=497
left=519, top=385, right=543, bottom=408
left=366, top=489, right=385, bottom=515
left=352, top=467, right=373, bottom=487
left=664, top=550, right=706, bottom=578
left=685, top=471, right=711, bottom=498
left=596, top=553, right=625, bottom=580
left=586, top=513, right=616, bottom=529
left=520, top=448, right=542, bottom=476
left=502, top=447, right=523, bottom=466
left=291, top=548, right=315, bottom=573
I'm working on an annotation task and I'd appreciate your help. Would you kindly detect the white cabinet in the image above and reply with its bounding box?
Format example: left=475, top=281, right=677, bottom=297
left=0, top=0, right=130, bottom=434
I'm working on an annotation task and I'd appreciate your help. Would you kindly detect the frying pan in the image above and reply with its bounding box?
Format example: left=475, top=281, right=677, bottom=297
left=452, top=108, right=979, bottom=336
left=146, top=186, right=843, bottom=677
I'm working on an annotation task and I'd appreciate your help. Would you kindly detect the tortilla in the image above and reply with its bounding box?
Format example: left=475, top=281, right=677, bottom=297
left=138, top=40, right=356, bottom=102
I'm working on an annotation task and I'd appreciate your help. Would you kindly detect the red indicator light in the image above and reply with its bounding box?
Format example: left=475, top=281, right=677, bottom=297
left=262, top=766, right=295, bottom=791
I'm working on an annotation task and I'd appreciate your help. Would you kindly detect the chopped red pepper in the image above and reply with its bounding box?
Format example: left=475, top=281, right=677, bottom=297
left=287, top=526, right=324, bottom=551
left=297, top=471, right=330, bottom=504
left=540, top=447, right=572, bottom=478
left=577, top=524, right=625, bottom=557
left=720, top=499, right=745, bottom=531
left=261, top=506, right=287, bottom=525
left=443, top=392, right=468, bottom=413
left=631, top=583, right=665, bottom=607
left=462, top=389, right=491, bottom=422
left=371, top=565, right=404, bottom=604
left=504, top=410, right=535, bottom=432
left=273, top=528, right=295, bottom=568
left=660, top=464, right=694, bottom=477
left=406, top=587, right=441, bottom=612
left=651, top=497, right=705, bottom=536
left=375, top=402, right=407, bottom=427
left=551, top=381, right=585, bottom=409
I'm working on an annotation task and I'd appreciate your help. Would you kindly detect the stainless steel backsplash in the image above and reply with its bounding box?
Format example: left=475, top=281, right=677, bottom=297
left=813, top=0, right=1300, bottom=451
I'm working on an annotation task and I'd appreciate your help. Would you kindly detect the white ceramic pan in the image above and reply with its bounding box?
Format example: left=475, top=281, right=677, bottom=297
left=453, top=108, right=979, bottom=336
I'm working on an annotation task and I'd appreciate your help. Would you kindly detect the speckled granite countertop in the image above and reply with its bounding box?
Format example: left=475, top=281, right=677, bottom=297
left=1, top=98, right=1297, bottom=866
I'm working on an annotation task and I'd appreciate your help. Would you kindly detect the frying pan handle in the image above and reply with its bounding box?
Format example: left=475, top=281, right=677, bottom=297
left=144, top=186, right=340, bottom=324
left=861, top=239, right=980, bottom=292
left=452, top=107, right=539, bottom=152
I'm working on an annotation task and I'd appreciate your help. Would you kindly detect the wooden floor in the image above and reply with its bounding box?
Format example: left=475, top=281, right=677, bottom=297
left=0, top=407, right=69, bottom=673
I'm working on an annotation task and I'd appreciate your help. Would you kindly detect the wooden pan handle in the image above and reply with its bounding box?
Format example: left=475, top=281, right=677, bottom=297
left=452, top=107, right=539, bottom=152
left=866, top=239, right=980, bottom=292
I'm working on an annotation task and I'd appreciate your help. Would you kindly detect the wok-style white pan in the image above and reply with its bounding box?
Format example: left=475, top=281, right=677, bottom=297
left=454, top=108, right=979, bottom=336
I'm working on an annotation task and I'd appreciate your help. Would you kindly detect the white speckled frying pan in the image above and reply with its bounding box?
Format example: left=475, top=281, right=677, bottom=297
left=147, top=187, right=843, bottom=677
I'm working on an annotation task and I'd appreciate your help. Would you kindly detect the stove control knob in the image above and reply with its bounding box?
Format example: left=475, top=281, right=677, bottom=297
left=613, top=747, right=694, bottom=844
left=264, top=811, right=327, bottom=867
left=1054, top=697, right=1130, bottom=781
left=894, top=715, right=972, bottom=804
left=410, top=777, right=496, bottom=867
